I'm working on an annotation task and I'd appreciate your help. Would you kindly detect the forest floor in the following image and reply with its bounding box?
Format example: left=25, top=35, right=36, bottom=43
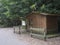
left=0, top=28, right=60, bottom=45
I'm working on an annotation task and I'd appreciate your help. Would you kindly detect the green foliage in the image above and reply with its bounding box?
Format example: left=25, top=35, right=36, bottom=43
left=0, top=0, right=60, bottom=14
left=0, top=0, right=22, bottom=27
left=38, top=0, right=60, bottom=14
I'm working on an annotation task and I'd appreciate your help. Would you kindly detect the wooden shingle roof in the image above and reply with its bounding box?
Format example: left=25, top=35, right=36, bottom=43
left=26, top=11, right=60, bottom=17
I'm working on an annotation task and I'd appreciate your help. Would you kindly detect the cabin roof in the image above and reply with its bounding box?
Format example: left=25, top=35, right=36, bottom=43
left=26, top=11, right=60, bottom=17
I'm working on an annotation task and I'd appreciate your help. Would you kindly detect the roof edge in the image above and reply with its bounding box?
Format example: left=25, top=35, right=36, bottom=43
left=26, top=11, right=60, bottom=17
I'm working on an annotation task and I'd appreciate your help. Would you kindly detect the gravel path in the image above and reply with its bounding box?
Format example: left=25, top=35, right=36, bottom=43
left=0, top=28, right=60, bottom=45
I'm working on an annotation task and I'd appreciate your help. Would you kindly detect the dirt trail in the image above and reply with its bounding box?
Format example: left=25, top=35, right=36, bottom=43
left=0, top=28, right=60, bottom=45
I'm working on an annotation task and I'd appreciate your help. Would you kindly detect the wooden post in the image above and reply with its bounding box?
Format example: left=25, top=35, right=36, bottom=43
left=26, top=19, right=30, bottom=32
left=19, top=25, right=21, bottom=34
left=44, top=28, right=47, bottom=41
left=13, top=27, right=15, bottom=33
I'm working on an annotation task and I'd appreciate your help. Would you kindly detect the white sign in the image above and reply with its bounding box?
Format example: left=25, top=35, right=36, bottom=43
left=22, top=20, right=26, bottom=26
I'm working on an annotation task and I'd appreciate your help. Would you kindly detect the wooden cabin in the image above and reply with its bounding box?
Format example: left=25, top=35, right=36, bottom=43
left=26, top=12, right=59, bottom=40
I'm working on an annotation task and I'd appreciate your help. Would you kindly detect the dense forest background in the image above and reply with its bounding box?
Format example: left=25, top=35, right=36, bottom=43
left=0, top=0, right=60, bottom=27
